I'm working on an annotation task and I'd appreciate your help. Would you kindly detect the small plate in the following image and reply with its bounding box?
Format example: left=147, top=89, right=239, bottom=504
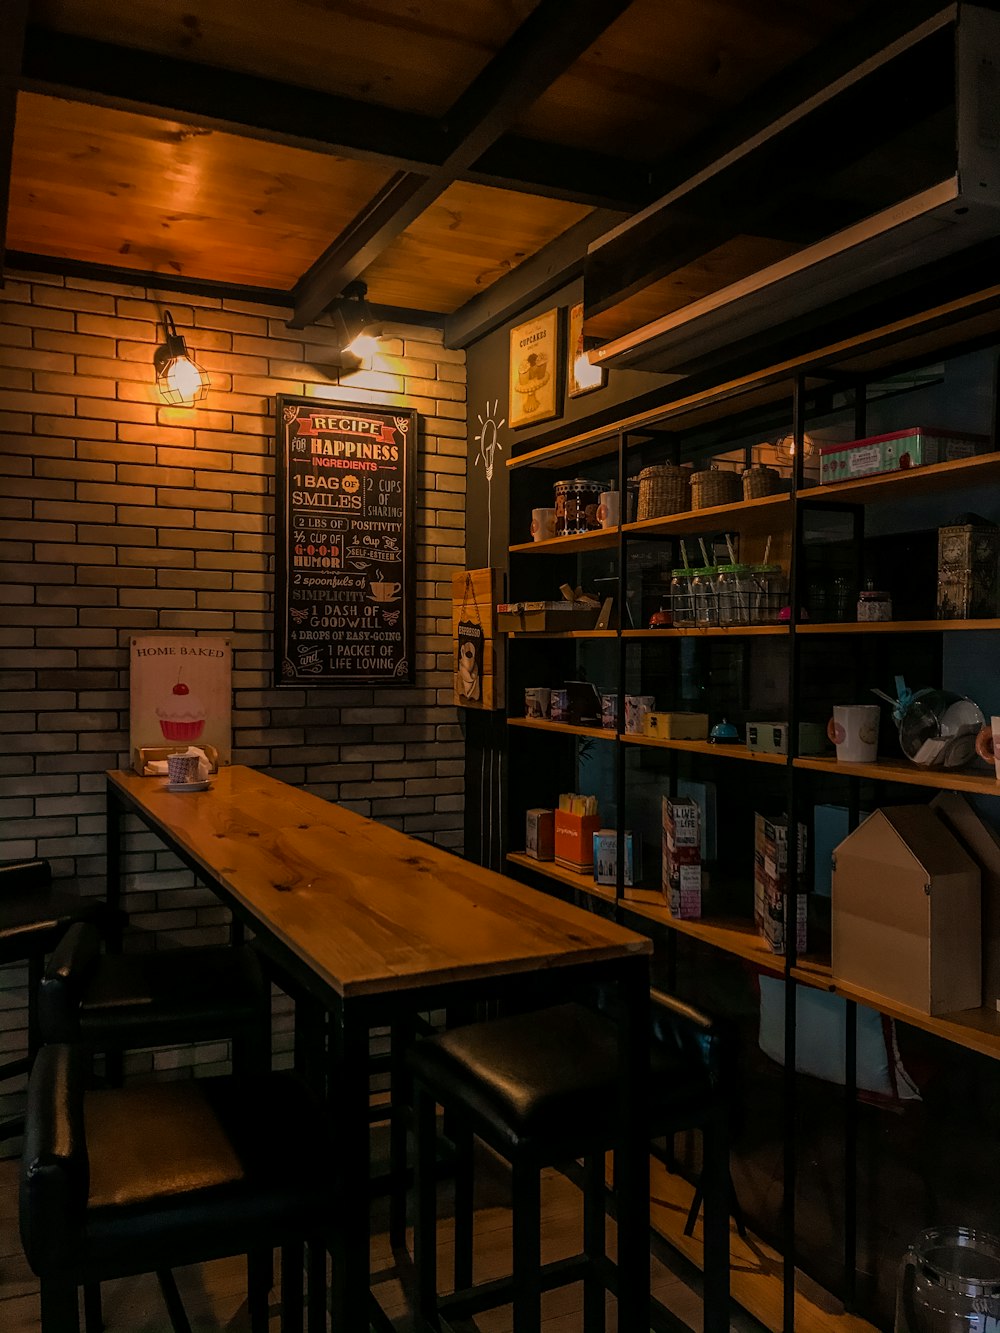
left=166, top=780, right=211, bottom=793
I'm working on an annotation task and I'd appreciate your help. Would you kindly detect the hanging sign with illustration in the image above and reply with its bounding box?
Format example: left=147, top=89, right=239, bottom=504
left=129, top=634, right=232, bottom=771
left=274, top=395, right=417, bottom=686
left=452, top=569, right=503, bottom=710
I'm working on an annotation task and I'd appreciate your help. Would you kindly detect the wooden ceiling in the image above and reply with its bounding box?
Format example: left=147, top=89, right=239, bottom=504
left=4, top=0, right=881, bottom=342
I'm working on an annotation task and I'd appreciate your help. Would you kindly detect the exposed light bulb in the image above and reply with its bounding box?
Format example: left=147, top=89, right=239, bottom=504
left=153, top=310, right=209, bottom=406
left=163, top=356, right=207, bottom=405
left=346, top=331, right=380, bottom=361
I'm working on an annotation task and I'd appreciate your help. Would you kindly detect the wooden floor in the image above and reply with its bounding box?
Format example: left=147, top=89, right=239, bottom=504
left=0, top=1142, right=724, bottom=1332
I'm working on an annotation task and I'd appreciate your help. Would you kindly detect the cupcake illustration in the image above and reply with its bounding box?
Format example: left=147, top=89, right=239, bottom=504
left=156, top=675, right=206, bottom=741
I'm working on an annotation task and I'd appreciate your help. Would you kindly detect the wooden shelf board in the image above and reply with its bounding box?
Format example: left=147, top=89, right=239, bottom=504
left=509, top=529, right=618, bottom=555
left=507, top=718, right=616, bottom=741
left=622, top=733, right=787, bottom=765
left=649, top=1155, right=879, bottom=1333
left=799, top=451, right=1000, bottom=504
left=793, top=753, right=999, bottom=795
left=796, top=619, right=1000, bottom=634
left=623, top=625, right=788, bottom=638
left=506, top=852, right=616, bottom=903
left=506, top=629, right=618, bottom=640
left=622, top=492, right=790, bottom=539
left=789, top=967, right=1000, bottom=1063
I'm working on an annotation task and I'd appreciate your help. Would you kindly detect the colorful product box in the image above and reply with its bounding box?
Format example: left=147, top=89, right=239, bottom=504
left=525, top=808, right=554, bottom=861
left=600, top=693, right=619, bottom=731
left=550, top=689, right=569, bottom=722
left=624, top=695, right=655, bottom=734
left=554, top=810, right=602, bottom=871
left=756, top=813, right=808, bottom=954
left=662, top=796, right=702, bottom=919
left=819, top=427, right=988, bottom=486
left=746, top=721, right=827, bottom=756
left=593, top=829, right=641, bottom=886
left=643, top=711, right=709, bottom=741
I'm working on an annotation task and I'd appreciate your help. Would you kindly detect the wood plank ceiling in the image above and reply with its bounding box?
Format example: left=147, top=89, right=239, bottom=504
left=4, top=0, right=876, bottom=341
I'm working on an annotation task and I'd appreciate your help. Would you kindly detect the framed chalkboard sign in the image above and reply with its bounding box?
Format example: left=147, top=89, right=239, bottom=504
left=274, top=395, right=417, bottom=686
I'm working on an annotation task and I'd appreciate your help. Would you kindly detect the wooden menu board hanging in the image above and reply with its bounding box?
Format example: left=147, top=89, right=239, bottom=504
left=274, top=395, right=417, bottom=686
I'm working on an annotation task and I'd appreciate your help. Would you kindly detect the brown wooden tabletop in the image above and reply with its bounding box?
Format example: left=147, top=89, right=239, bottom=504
left=106, top=765, right=650, bottom=1000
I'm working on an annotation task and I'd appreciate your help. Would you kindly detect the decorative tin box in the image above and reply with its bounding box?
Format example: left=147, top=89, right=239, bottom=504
left=819, top=427, right=988, bottom=485
left=937, top=516, right=999, bottom=619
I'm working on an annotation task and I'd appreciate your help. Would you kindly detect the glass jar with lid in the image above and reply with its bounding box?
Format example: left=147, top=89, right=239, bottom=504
left=716, top=563, right=753, bottom=626
left=857, top=585, right=892, bottom=622
left=751, top=563, right=787, bottom=624
left=670, top=568, right=695, bottom=627
left=692, top=566, right=719, bottom=626
left=895, top=1227, right=1000, bottom=1333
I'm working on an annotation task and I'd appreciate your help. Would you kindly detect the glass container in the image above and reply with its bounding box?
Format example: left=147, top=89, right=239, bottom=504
left=751, top=563, right=786, bottom=624
left=670, top=568, right=695, bottom=627
left=716, top=563, right=753, bottom=626
left=692, top=566, right=719, bottom=627
left=895, top=1227, right=1000, bottom=1333
left=896, top=688, right=985, bottom=769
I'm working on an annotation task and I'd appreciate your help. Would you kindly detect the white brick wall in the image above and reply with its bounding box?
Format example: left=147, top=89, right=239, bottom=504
left=0, top=269, right=467, bottom=1134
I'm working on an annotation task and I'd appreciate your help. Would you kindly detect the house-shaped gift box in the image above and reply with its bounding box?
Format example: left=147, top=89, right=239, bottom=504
left=832, top=805, right=981, bottom=1016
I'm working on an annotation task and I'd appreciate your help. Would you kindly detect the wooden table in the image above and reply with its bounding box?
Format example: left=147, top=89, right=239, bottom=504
left=106, top=765, right=653, bottom=1331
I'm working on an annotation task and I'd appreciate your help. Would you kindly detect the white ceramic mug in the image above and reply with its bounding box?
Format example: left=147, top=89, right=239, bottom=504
left=370, top=580, right=401, bottom=602
left=530, top=507, right=557, bottom=542
left=827, top=704, right=880, bottom=763
left=596, top=490, right=620, bottom=529
left=975, top=715, right=1000, bottom=779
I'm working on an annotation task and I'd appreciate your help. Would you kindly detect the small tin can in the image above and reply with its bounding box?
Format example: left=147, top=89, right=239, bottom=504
left=554, top=478, right=600, bottom=535
left=857, top=589, right=892, bottom=622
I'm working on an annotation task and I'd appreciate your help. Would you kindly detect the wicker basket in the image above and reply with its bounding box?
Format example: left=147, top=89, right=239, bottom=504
left=690, top=467, right=741, bottom=510
left=636, top=464, right=690, bottom=520
left=742, top=464, right=783, bottom=500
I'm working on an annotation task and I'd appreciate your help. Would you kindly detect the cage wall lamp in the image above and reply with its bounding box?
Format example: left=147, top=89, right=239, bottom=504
left=153, top=311, right=209, bottom=406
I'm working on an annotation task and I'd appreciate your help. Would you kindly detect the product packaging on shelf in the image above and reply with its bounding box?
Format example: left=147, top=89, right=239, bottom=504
left=936, top=517, right=1000, bottom=619
left=819, top=427, right=989, bottom=485
left=662, top=796, right=702, bottom=919
left=593, top=830, right=641, bottom=886
left=554, top=793, right=600, bottom=871
left=755, top=813, right=808, bottom=954
left=746, top=721, right=828, bottom=756
left=624, top=695, right=655, bottom=734
left=643, top=711, right=709, bottom=741
left=525, top=809, right=555, bottom=861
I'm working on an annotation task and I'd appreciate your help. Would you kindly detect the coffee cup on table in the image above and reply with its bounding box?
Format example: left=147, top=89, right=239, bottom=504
left=530, top=508, right=557, bottom=542
left=827, top=704, right=880, bottom=763
left=167, top=753, right=200, bottom=784
left=975, top=716, right=1000, bottom=779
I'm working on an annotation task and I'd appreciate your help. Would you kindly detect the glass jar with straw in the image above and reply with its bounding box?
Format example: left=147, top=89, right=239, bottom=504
left=750, top=536, right=786, bottom=624
left=692, top=538, right=719, bottom=627
left=716, top=534, right=752, bottom=626
left=670, top=540, right=695, bottom=627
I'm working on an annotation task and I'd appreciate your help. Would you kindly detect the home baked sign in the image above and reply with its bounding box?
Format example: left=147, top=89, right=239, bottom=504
left=274, top=395, right=417, bottom=686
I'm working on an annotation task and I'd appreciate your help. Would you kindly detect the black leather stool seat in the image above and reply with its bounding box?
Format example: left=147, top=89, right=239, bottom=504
left=0, top=859, right=118, bottom=967
left=21, top=1044, right=331, bottom=1332
left=40, top=922, right=268, bottom=1052
left=412, top=1001, right=712, bottom=1152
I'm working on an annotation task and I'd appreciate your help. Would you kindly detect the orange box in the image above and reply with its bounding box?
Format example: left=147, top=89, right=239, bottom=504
left=554, top=810, right=602, bottom=871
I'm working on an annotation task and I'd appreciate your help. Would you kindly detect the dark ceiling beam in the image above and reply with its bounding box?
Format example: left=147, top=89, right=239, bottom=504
left=289, top=0, right=634, bottom=328
left=19, top=25, right=642, bottom=211
left=0, top=0, right=28, bottom=280
left=444, top=209, right=626, bottom=350
left=468, top=135, right=649, bottom=211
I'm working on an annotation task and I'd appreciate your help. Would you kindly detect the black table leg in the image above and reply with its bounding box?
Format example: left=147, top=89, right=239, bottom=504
left=105, top=786, right=124, bottom=953
left=330, top=1002, right=373, bottom=1332
left=614, top=960, right=650, bottom=1332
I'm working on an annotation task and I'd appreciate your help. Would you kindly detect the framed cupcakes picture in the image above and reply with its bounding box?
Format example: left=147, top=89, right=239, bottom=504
left=509, top=307, right=560, bottom=429
left=129, top=634, right=232, bottom=775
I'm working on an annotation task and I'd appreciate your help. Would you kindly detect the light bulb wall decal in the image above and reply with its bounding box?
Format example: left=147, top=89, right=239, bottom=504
left=474, top=399, right=505, bottom=564
left=153, top=311, right=209, bottom=406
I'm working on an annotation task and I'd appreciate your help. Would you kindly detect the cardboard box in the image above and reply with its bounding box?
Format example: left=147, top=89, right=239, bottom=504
left=554, top=810, right=602, bottom=871
left=525, top=808, right=554, bottom=861
left=831, top=805, right=981, bottom=1015
left=497, top=602, right=600, bottom=633
left=746, top=721, right=827, bottom=756
left=663, top=796, right=701, bottom=918
left=819, top=427, right=988, bottom=485
left=930, top=792, right=1000, bottom=1009
left=593, top=829, right=641, bottom=886
left=644, top=711, right=708, bottom=741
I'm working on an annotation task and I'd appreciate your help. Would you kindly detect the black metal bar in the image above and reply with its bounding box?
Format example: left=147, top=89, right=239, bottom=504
left=616, top=429, right=628, bottom=917
left=438, top=1254, right=592, bottom=1318
left=279, top=1240, right=304, bottom=1333
left=329, top=1003, right=373, bottom=1332
left=156, top=1269, right=193, bottom=1333
left=104, top=786, right=123, bottom=953
left=414, top=1082, right=439, bottom=1329
left=511, top=1157, right=542, bottom=1331
left=844, top=1000, right=858, bottom=1310
left=82, top=1282, right=103, bottom=1333
left=583, top=1153, right=607, bottom=1333
left=452, top=1116, right=475, bottom=1290
left=613, top=960, right=651, bottom=1332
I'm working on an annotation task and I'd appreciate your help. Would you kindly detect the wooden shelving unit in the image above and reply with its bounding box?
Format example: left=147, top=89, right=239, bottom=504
left=622, top=733, right=787, bottom=766
left=506, top=629, right=617, bottom=640
left=794, top=753, right=999, bottom=796
left=799, top=450, right=1000, bottom=504
left=507, top=717, right=616, bottom=741
left=509, top=528, right=619, bottom=555
left=797, top=619, right=1000, bottom=634
left=505, top=852, right=616, bottom=903
left=624, top=624, right=788, bottom=638
left=623, top=491, right=789, bottom=539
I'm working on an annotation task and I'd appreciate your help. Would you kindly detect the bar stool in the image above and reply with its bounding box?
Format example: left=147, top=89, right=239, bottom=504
left=0, top=858, right=123, bottom=1142
left=19, top=1042, right=331, bottom=1333
left=39, top=920, right=271, bottom=1077
left=408, top=989, right=732, bottom=1333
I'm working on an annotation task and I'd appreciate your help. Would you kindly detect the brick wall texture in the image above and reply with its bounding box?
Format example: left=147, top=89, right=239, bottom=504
left=0, top=268, right=467, bottom=1134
